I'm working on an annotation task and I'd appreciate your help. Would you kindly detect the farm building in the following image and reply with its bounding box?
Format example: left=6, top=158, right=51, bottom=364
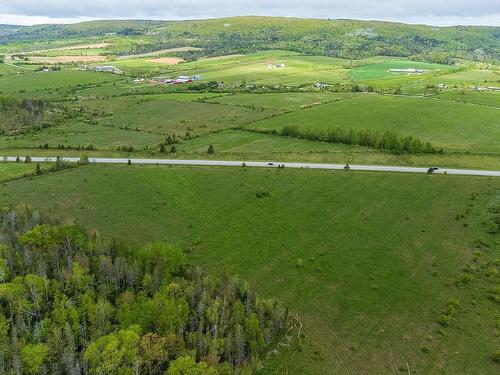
left=94, top=65, right=122, bottom=74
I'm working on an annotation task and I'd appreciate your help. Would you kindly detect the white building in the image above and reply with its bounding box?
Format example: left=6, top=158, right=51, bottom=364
left=389, top=68, right=424, bottom=74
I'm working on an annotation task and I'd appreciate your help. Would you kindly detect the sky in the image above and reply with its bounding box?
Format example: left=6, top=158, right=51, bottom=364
left=0, top=0, right=499, bottom=26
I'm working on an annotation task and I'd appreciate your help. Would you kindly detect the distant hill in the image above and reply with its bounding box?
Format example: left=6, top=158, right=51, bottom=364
left=0, top=24, right=25, bottom=37
left=1, top=16, right=498, bottom=62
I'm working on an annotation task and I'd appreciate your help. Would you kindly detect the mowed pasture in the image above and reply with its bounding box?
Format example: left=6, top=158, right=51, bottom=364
left=0, top=165, right=498, bottom=374
left=0, top=70, right=121, bottom=94
left=250, top=94, right=500, bottom=153
left=435, top=69, right=500, bottom=85
left=435, top=89, right=500, bottom=107
left=171, top=52, right=351, bottom=85
left=351, top=60, right=456, bottom=80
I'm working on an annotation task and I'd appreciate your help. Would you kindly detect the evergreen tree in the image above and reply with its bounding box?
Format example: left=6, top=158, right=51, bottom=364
left=35, top=162, right=42, bottom=175
left=207, top=144, right=215, bottom=154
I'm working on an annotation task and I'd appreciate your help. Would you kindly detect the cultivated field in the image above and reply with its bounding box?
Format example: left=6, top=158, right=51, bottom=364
left=351, top=60, right=456, bottom=80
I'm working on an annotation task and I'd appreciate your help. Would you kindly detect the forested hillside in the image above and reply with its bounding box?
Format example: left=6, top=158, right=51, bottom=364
left=0, top=207, right=291, bottom=374
left=2, top=17, right=499, bottom=62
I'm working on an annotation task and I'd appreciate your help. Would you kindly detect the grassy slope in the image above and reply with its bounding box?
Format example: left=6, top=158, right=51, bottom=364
left=435, top=90, right=500, bottom=107
left=3, top=17, right=498, bottom=61
left=170, top=52, right=350, bottom=84
left=251, top=94, right=500, bottom=153
left=351, top=60, right=455, bottom=80
left=0, top=162, right=42, bottom=182
left=0, top=165, right=498, bottom=374
left=0, top=70, right=121, bottom=94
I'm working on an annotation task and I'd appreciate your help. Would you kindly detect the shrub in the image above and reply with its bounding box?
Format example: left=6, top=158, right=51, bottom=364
left=255, top=190, right=271, bottom=198
left=296, top=259, right=304, bottom=268
left=438, top=314, right=452, bottom=327
left=491, top=350, right=500, bottom=364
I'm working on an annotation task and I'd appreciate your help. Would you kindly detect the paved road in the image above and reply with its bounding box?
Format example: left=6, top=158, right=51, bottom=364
left=2, top=156, right=500, bottom=177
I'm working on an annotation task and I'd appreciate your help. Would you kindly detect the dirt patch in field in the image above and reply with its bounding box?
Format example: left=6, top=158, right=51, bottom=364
left=148, top=57, right=184, bottom=65
left=28, top=55, right=108, bottom=63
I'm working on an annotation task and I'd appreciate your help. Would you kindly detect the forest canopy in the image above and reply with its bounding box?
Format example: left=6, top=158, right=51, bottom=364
left=0, top=206, right=291, bottom=374
left=0, top=97, right=49, bottom=134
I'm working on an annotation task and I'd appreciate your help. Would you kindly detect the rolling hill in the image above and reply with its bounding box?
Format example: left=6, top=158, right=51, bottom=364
left=1, top=17, right=499, bottom=62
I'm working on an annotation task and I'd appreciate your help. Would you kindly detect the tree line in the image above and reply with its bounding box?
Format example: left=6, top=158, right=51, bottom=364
left=0, top=207, right=290, bottom=374
left=248, top=125, right=441, bottom=154
left=0, top=97, right=49, bottom=134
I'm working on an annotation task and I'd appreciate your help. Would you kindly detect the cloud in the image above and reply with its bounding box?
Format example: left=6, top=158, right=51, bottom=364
left=0, top=0, right=499, bottom=26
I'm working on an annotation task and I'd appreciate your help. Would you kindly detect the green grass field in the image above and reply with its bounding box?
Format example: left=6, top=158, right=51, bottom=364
left=436, top=69, right=500, bottom=85
left=351, top=60, right=455, bottom=81
left=177, top=129, right=370, bottom=153
left=171, top=52, right=350, bottom=85
left=0, top=69, right=121, bottom=94
left=435, top=89, right=500, bottom=107
left=0, top=122, right=165, bottom=150
left=0, top=164, right=498, bottom=374
left=0, top=62, right=31, bottom=76
left=251, top=94, right=500, bottom=153
left=74, top=95, right=280, bottom=136
left=0, top=161, right=47, bottom=182
left=206, top=92, right=357, bottom=110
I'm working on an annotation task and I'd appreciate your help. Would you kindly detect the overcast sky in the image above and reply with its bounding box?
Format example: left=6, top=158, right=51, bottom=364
left=0, top=0, right=499, bottom=26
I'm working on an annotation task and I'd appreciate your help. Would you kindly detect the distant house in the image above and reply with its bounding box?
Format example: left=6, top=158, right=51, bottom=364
left=94, top=65, right=122, bottom=74
left=193, top=75, right=202, bottom=81
left=41, top=66, right=50, bottom=72
left=437, top=83, right=448, bottom=89
left=487, top=86, right=500, bottom=92
left=172, top=75, right=192, bottom=84
left=314, top=82, right=329, bottom=89
left=276, top=63, right=286, bottom=68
